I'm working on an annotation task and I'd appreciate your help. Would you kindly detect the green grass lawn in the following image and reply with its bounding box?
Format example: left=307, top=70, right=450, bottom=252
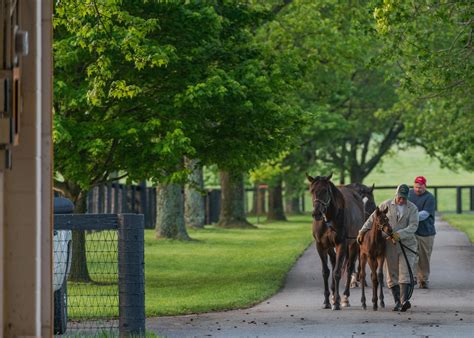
left=144, top=214, right=313, bottom=316
left=441, top=213, right=474, bottom=243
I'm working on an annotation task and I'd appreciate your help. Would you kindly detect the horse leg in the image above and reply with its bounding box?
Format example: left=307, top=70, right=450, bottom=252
left=369, top=258, right=378, bottom=311
left=328, top=248, right=336, bottom=305
left=360, top=253, right=367, bottom=310
left=316, top=244, right=331, bottom=309
left=332, top=244, right=346, bottom=310
left=378, top=256, right=385, bottom=308
left=343, top=243, right=357, bottom=307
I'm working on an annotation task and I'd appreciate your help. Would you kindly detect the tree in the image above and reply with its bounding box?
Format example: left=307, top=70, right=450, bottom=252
left=54, top=1, right=200, bottom=279
left=374, top=1, right=474, bottom=170
left=155, top=183, right=190, bottom=240
left=250, top=154, right=288, bottom=221
left=259, top=0, right=403, bottom=184
left=184, top=158, right=205, bottom=229
left=172, top=2, right=302, bottom=227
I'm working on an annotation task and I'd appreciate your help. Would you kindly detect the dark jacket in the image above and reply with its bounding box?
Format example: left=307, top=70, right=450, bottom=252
left=408, top=189, right=436, bottom=236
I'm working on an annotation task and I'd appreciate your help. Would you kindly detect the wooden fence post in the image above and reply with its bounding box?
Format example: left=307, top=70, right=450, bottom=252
left=118, top=214, right=145, bottom=337
left=456, top=187, right=462, bottom=214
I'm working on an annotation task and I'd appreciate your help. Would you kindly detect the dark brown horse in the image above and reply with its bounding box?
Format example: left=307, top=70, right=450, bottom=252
left=345, top=183, right=376, bottom=221
left=359, top=206, right=393, bottom=310
left=306, top=173, right=364, bottom=310
left=345, top=183, right=376, bottom=288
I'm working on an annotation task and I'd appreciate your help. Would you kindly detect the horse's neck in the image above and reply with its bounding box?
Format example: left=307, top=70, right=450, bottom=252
left=326, top=204, right=344, bottom=229
left=369, top=223, right=383, bottom=241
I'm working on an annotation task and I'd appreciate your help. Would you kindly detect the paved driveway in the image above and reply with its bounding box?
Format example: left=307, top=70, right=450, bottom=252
left=147, top=217, right=474, bottom=337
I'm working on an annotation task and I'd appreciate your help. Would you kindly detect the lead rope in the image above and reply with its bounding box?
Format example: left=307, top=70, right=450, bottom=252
left=399, top=239, right=415, bottom=301
left=381, top=228, right=417, bottom=301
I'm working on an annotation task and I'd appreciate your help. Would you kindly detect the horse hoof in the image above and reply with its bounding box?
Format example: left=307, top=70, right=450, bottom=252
left=322, top=303, right=331, bottom=309
left=341, top=300, right=350, bottom=307
left=373, top=305, right=378, bottom=311
left=362, top=304, right=367, bottom=310
left=332, top=304, right=341, bottom=311
left=380, top=301, right=385, bottom=308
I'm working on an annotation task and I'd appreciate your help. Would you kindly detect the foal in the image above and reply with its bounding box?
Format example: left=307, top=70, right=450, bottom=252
left=359, top=206, right=393, bottom=310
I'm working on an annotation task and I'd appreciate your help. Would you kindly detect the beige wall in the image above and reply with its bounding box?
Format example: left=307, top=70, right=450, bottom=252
left=2, top=0, right=53, bottom=337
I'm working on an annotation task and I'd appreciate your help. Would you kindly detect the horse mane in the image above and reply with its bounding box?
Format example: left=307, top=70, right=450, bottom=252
left=328, top=180, right=345, bottom=210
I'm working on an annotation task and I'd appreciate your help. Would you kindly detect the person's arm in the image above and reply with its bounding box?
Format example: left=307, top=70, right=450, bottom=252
left=418, top=210, right=430, bottom=221
left=359, top=211, right=375, bottom=234
left=419, top=194, right=436, bottom=221
left=397, top=207, right=419, bottom=240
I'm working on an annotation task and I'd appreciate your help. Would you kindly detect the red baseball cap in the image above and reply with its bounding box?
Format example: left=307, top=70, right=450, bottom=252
left=414, top=176, right=427, bottom=186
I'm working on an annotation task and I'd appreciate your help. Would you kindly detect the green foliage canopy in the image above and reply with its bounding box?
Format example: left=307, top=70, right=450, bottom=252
left=54, top=1, right=302, bottom=197
left=374, top=0, right=474, bottom=170
left=259, top=0, right=402, bottom=183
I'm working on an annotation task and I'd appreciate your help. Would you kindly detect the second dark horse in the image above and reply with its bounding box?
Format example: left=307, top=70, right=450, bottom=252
left=307, top=173, right=364, bottom=310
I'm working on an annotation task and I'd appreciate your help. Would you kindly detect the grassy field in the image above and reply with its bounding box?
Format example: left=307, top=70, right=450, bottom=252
left=441, top=213, right=474, bottom=243
left=144, top=215, right=313, bottom=316
left=68, top=216, right=314, bottom=319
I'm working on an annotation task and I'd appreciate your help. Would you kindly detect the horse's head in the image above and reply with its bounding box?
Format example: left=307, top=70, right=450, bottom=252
left=347, top=183, right=376, bottom=219
left=306, top=173, right=333, bottom=222
left=360, top=184, right=376, bottom=217
left=374, top=206, right=392, bottom=235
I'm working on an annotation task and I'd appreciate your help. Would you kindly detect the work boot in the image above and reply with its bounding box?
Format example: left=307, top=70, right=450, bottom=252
left=400, top=283, right=412, bottom=312
left=390, top=285, right=401, bottom=311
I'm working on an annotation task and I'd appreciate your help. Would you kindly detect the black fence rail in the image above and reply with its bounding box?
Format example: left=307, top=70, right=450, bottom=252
left=373, top=185, right=474, bottom=214
left=87, top=183, right=157, bottom=229
left=242, top=185, right=474, bottom=216
left=54, top=214, right=145, bottom=336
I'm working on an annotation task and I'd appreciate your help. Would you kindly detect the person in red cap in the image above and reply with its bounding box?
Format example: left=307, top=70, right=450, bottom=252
left=408, top=176, right=436, bottom=289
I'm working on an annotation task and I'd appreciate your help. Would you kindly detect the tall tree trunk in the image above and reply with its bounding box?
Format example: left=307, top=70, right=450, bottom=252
left=69, top=191, right=92, bottom=282
left=350, top=166, right=364, bottom=183
left=184, top=159, right=205, bottom=229
left=249, top=183, right=259, bottom=216
left=267, top=178, right=287, bottom=221
left=155, top=183, right=191, bottom=240
left=284, top=183, right=302, bottom=215
left=285, top=196, right=301, bottom=214
left=217, top=170, right=255, bottom=228
left=249, top=183, right=266, bottom=216
left=340, top=168, right=345, bottom=185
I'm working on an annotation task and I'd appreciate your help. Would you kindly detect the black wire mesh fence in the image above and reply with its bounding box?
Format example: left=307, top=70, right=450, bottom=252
left=54, top=214, right=145, bottom=337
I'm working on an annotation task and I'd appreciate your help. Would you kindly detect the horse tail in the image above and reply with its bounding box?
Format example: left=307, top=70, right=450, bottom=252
left=342, top=239, right=358, bottom=277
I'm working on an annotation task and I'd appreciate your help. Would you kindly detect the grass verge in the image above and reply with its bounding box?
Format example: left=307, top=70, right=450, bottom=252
left=144, top=214, right=313, bottom=316
left=441, top=213, right=474, bottom=243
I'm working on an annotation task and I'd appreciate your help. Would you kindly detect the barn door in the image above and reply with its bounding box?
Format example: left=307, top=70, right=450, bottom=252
left=0, top=0, right=28, bottom=169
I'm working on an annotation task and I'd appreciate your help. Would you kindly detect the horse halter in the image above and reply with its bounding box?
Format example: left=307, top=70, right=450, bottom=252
left=311, top=187, right=332, bottom=222
left=377, top=214, right=392, bottom=235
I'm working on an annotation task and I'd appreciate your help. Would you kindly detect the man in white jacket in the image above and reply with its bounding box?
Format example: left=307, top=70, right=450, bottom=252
left=357, top=184, right=419, bottom=312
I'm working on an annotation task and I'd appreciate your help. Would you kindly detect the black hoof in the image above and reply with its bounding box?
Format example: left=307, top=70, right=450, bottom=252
left=322, top=303, right=331, bottom=309
left=392, top=303, right=401, bottom=312
left=332, top=303, right=341, bottom=310
left=373, top=305, right=378, bottom=311
left=380, top=301, right=385, bottom=308
left=362, top=304, right=367, bottom=310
